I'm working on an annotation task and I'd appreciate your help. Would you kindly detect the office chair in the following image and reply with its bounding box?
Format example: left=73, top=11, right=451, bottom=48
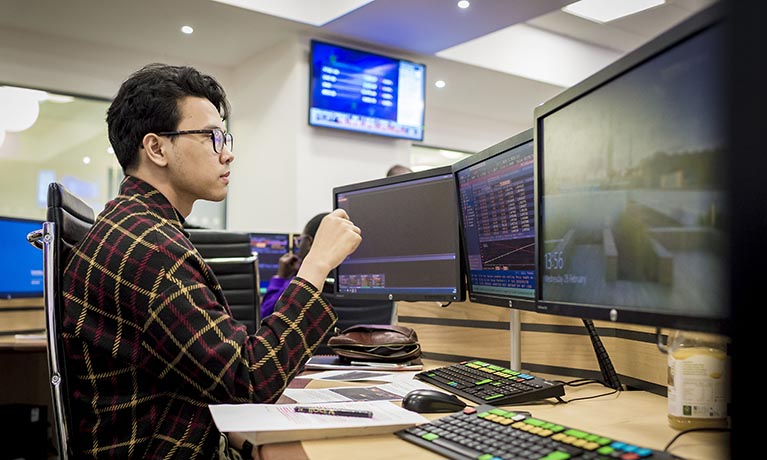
left=186, top=229, right=261, bottom=333
left=26, top=182, right=95, bottom=460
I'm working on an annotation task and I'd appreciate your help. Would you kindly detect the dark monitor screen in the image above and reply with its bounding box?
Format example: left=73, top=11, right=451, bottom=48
left=309, top=40, right=426, bottom=141
left=0, top=216, right=44, bottom=299
left=249, top=233, right=291, bottom=295
left=333, top=166, right=465, bottom=302
left=534, top=5, right=729, bottom=334
left=453, top=129, right=536, bottom=309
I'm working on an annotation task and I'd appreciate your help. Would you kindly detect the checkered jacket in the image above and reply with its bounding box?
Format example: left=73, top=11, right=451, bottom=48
left=61, top=176, right=337, bottom=459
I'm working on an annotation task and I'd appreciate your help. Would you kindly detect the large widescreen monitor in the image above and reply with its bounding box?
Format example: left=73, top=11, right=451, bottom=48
left=534, top=5, right=729, bottom=334
left=249, top=233, right=291, bottom=295
left=453, top=129, right=536, bottom=310
left=309, top=40, right=426, bottom=141
left=333, top=166, right=465, bottom=302
left=0, top=216, right=44, bottom=299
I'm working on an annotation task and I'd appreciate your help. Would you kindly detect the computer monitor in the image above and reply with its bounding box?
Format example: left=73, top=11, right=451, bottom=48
left=0, top=216, right=44, bottom=299
left=333, top=166, right=465, bottom=302
left=248, top=233, right=291, bottom=295
left=534, top=4, right=729, bottom=334
left=453, top=129, right=536, bottom=310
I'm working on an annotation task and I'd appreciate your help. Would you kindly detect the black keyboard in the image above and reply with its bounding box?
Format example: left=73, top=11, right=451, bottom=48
left=396, top=404, right=678, bottom=460
left=415, top=360, right=565, bottom=405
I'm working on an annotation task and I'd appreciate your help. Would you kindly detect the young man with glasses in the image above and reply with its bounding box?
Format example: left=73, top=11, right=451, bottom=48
left=61, top=63, right=362, bottom=459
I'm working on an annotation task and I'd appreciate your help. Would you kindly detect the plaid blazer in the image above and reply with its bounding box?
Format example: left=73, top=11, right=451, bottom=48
left=62, top=176, right=337, bottom=459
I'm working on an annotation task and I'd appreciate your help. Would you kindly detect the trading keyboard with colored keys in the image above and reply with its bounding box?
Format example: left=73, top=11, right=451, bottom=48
left=414, top=360, right=566, bottom=406
left=396, top=404, right=679, bottom=460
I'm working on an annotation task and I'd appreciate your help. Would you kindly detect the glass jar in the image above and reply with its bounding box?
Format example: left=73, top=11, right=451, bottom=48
left=667, top=330, right=730, bottom=430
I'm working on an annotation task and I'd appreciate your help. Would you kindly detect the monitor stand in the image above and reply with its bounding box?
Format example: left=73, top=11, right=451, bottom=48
left=510, top=309, right=522, bottom=370
left=582, top=318, right=623, bottom=390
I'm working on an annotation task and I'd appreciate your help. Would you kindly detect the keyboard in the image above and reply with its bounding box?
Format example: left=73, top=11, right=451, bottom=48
left=396, top=404, right=678, bottom=460
left=415, top=360, right=565, bottom=406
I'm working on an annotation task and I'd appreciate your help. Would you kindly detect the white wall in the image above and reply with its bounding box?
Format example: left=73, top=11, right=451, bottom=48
left=1, top=28, right=520, bottom=233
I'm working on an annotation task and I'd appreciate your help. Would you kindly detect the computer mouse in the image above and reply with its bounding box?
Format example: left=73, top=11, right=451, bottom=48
left=401, top=388, right=467, bottom=413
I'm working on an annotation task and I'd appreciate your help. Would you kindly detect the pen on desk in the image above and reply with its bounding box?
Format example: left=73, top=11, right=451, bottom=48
left=294, top=406, right=374, bottom=418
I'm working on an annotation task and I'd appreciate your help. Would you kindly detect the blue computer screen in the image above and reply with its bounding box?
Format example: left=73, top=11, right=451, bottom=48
left=0, top=216, right=44, bottom=299
left=454, top=130, right=535, bottom=307
left=309, top=40, right=425, bottom=141
left=249, top=233, right=291, bottom=294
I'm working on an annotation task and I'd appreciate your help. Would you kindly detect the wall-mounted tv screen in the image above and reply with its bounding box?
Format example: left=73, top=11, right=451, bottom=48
left=0, top=216, right=44, bottom=299
left=309, top=40, right=426, bottom=141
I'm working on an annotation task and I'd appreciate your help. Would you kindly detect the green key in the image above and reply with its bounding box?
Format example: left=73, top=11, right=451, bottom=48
left=475, top=378, right=493, bottom=385
left=478, top=455, right=494, bottom=460
left=564, top=428, right=588, bottom=439
left=422, top=433, right=439, bottom=441
left=539, top=451, right=571, bottom=460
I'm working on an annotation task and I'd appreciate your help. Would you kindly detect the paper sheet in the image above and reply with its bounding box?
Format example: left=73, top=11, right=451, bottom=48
left=282, top=379, right=434, bottom=404
left=209, top=400, right=428, bottom=434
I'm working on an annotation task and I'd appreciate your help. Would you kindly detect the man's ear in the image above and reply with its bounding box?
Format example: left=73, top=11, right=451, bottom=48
left=141, top=133, right=169, bottom=168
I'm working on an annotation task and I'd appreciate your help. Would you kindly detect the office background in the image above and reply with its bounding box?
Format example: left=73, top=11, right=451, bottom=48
left=0, top=0, right=714, bottom=234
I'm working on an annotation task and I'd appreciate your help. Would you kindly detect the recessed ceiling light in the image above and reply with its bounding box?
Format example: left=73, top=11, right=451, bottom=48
left=82, top=156, right=91, bottom=165
left=457, top=0, right=470, bottom=9
left=563, top=0, right=665, bottom=24
left=181, top=25, right=194, bottom=34
left=435, top=80, right=446, bottom=88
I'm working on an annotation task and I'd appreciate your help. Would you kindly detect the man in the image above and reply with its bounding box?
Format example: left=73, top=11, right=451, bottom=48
left=261, top=212, right=329, bottom=318
left=61, top=63, right=361, bottom=459
left=386, top=164, right=413, bottom=177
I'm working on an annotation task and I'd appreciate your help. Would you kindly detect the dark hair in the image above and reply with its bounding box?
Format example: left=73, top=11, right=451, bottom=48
left=386, top=164, right=413, bottom=177
left=106, top=63, right=230, bottom=172
left=304, top=212, right=330, bottom=238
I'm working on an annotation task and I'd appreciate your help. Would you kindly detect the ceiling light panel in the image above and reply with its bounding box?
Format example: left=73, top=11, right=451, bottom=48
left=436, top=24, right=621, bottom=88
left=210, top=0, right=374, bottom=26
left=563, top=0, right=665, bottom=24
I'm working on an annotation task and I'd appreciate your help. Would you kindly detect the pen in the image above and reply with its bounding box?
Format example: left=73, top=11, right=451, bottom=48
left=294, top=406, right=374, bottom=418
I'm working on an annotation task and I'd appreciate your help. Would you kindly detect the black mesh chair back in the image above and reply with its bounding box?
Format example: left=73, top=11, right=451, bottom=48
left=27, top=182, right=95, bottom=460
left=186, top=229, right=261, bottom=333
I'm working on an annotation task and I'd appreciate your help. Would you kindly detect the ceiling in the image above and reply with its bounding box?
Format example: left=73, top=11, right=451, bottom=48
left=0, top=0, right=717, bottom=144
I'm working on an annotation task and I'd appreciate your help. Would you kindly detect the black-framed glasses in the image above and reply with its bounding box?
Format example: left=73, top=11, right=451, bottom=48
left=157, top=128, right=233, bottom=154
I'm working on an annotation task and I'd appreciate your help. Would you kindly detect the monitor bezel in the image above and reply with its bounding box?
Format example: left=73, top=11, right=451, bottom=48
left=533, top=4, right=730, bottom=334
left=332, top=165, right=466, bottom=302
left=0, top=215, right=44, bottom=299
left=308, top=39, right=426, bottom=142
left=452, top=128, right=537, bottom=310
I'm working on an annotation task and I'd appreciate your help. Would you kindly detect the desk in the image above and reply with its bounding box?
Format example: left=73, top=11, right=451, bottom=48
left=232, top=360, right=730, bottom=460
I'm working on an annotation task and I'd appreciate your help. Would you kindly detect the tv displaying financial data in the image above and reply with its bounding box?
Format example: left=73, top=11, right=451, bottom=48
left=0, top=216, right=44, bottom=299
left=309, top=40, right=426, bottom=141
left=453, top=129, right=536, bottom=309
left=333, top=166, right=464, bottom=302
left=249, top=233, right=291, bottom=295
left=534, top=5, right=729, bottom=333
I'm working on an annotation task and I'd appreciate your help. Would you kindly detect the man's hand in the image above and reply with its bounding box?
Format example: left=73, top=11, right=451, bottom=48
left=297, top=209, right=362, bottom=290
left=276, top=252, right=300, bottom=279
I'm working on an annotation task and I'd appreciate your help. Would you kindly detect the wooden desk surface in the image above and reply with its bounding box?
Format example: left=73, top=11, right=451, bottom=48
left=249, top=360, right=730, bottom=460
